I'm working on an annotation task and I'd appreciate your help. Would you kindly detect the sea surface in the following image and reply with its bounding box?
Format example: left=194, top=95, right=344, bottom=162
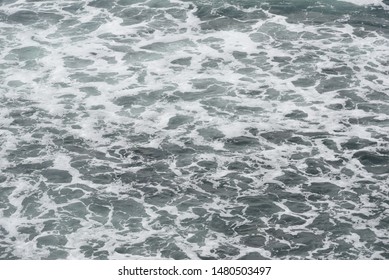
left=0, top=0, right=388, bottom=260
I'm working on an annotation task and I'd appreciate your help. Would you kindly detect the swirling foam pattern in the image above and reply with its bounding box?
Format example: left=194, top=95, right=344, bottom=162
left=0, top=0, right=388, bottom=259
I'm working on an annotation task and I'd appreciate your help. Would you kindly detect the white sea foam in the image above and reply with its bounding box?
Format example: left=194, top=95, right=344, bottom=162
left=339, top=0, right=384, bottom=5
left=339, top=0, right=389, bottom=9
left=0, top=0, right=388, bottom=260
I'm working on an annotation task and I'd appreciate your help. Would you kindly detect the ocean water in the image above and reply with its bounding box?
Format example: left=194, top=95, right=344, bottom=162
left=0, top=0, right=388, bottom=260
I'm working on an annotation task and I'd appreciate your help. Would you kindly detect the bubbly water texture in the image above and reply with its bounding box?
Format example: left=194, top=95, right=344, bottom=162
left=340, top=0, right=387, bottom=8
left=0, top=0, right=388, bottom=260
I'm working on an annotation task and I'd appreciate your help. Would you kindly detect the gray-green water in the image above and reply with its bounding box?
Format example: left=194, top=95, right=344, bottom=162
left=0, top=0, right=388, bottom=259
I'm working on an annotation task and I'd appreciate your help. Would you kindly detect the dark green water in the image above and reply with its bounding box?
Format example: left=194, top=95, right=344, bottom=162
left=0, top=0, right=388, bottom=259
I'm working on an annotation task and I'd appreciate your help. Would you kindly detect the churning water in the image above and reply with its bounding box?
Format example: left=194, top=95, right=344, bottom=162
left=0, top=0, right=388, bottom=259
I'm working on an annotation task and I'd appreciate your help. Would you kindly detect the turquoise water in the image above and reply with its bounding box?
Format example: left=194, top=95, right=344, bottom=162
left=0, top=0, right=388, bottom=259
